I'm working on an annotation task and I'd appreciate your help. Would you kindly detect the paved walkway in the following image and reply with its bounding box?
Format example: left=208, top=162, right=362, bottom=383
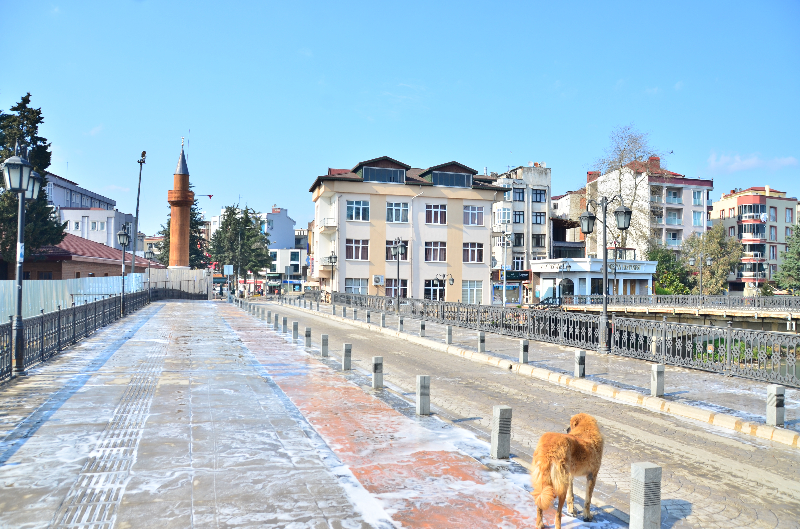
left=0, top=301, right=591, bottom=528
left=267, top=300, right=800, bottom=529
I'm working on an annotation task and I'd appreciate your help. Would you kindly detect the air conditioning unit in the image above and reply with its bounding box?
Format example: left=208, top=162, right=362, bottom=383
left=372, top=275, right=385, bottom=286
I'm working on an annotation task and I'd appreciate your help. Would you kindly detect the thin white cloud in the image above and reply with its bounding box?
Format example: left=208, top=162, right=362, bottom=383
left=706, top=152, right=798, bottom=173
left=89, top=125, right=103, bottom=136
left=674, top=81, right=684, bottom=90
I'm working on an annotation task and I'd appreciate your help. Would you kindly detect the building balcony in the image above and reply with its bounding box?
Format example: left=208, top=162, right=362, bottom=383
left=651, top=216, right=663, bottom=225
left=665, top=218, right=683, bottom=225
left=665, top=196, right=683, bottom=204
left=319, top=217, right=337, bottom=233
left=738, top=213, right=764, bottom=222
left=742, top=251, right=765, bottom=261
left=650, top=196, right=663, bottom=203
left=665, top=239, right=682, bottom=247
left=739, top=233, right=766, bottom=241
left=736, top=271, right=766, bottom=279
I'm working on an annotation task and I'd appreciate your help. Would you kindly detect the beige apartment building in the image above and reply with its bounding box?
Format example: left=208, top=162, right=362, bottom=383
left=309, top=156, right=505, bottom=304
left=712, top=186, right=800, bottom=292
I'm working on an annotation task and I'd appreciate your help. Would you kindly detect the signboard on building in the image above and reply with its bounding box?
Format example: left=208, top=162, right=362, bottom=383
left=223, top=264, right=233, bottom=275
left=502, top=270, right=531, bottom=281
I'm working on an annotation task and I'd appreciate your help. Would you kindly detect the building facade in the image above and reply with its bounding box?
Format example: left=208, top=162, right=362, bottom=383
left=586, top=156, right=713, bottom=259
left=44, top=172, right=116, bottom=211
left=266, top=248, right=309, bottom=294
left=711, top=186, right=800, bottom=291
left=59, top=208, right=136, bottom=251
left=310, top=157, right=503, bottom=304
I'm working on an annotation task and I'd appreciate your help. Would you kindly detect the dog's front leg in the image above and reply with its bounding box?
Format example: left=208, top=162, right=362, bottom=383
left=583, top=472, right=596, bottom=522
left=566, top=476, right=576, bottom=516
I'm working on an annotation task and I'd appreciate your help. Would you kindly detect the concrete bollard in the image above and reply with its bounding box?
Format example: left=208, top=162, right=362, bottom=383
left=478, top=331, right=485, bottom=353
left=353, top=308, right=358, bottom=320
left=630, top=462, right=662, bottom=529
left=398, top=317, right=404, bottom=332
left=420, top=320, right=426, bottom=337
left=267, top=310, right=272, bottom=322
left=651, top=364, right=665, bottom=397
left=575, top=350, right=586, bottom=378
left=342, top=344, right=352, bottom=370
left=292, top=321, right=299, bottom=341
left=381, top=313, right=386, bottom=328
left=366, top=310, right=371, bottom=323
left=446, top=325, right=452, bottom=344
left=273, top=314, right=279, bottom=331
left=490, top=405, right=512, bottom=459
left=372, top=356, right=383, bottom=389
left=767, top=384, right=785, bottom=427
left=343, top=306, right=347, bottom=318
left=332, top=305, right=336, bottom=316
left=416, top=375, right=430, bottom=415
left=282, top=317, right=288, bottom=334
left=305, top=327, right=312, bottom=348
left=321, top=334, right=329, bottom=357
left=316, top=301, right=320, bottom=311
left=519, top=340, right=529, bottom=364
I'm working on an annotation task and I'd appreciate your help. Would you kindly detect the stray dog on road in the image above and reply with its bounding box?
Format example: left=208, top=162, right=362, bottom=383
left=531, top=413, right=604, bottom=529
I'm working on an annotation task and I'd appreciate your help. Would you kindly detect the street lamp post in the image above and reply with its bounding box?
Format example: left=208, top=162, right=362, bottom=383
left=434, top=273, right=454, bottom=302
left=580, top=195, right=632, bottom=354
left=144, top=250, right=155, bottom=302
left=327, top=251, right=337, bottom=301
left=2, top=142, right=41, bottom=376
left=501, top=230, right=511, bottom=306
left=117, top=228, right=131, bottom=317
left=128, top=152, right=146, bottom=281
left=391, top=238, right=407, bottom=313
left=688, top=255, right=713, bottom=297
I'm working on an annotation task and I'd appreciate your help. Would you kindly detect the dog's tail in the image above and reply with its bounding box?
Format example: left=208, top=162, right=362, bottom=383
left=532, top=454, right=570, bottom=511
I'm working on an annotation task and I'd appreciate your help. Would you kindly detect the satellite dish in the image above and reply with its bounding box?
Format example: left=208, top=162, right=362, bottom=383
left=760, top=213, right=768, bottom=223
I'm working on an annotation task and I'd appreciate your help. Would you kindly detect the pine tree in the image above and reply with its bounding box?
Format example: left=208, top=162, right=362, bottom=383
left=775, top=231, right=800, bottom=291
left=154, top=183, right=211, bottom=269
left=209, top=205, right=271, bottom=283
left=0, top=93, right=66, bottom=266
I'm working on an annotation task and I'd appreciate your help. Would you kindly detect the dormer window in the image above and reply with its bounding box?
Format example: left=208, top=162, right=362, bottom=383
left=363, top=166, right=405, bottom=184
left=431, top=171, right=472, bottom=188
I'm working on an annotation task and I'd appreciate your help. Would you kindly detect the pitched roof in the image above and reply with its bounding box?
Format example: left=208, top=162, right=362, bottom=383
left=30, top=233, right=165, bottom=268
left=175, top=146, right=189, bottom=176
left=418, top=161, right=478, bottom=178
left=351, top=156, right=411, bottom=173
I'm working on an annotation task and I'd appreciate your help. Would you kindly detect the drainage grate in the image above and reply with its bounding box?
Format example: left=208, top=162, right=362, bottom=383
left=50, top=341, right=168, bottom=528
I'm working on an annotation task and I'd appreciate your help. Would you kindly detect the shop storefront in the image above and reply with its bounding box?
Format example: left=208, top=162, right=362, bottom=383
left=492, top=270, right=531, bottom=305
left=530, top=258, right=656, bottom=299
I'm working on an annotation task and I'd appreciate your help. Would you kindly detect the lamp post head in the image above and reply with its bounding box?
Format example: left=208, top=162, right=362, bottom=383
left=117, top=229, right=130, bottom=248
left=614, top=204, right=632, bottom=230
left=580, top=209, right=596, bottom=234
left=2, top=141, right=33, bottom=193
left=144, top=250, right=155, bottom=260
left=328, top=251, right=337, bottom=265
left=24, top=171, right=42, bottom=201
left=449, top=276, right=454, bottom=286
left=688, top=257, right=696, bottom=266
left=706, top=257, right=713, bottom=266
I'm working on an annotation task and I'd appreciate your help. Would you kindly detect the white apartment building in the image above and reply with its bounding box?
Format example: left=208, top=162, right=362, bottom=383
left=309, top=157, right=504, bottom=304
left=59, top=208, right=137, bottom=251
left=266, top=248, right=308, bottom=294
left=586, top=156, right=713, bottom=259
left=45, top=172, right=116, bottom=211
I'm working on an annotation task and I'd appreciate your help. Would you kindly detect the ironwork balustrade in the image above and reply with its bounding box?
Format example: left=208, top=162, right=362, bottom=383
left=562, top=294, right=800, bottom=312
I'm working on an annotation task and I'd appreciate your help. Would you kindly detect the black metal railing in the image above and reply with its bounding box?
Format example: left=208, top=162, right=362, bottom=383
left=0, top=290, right=150, bottom=384
left=563, top=294, right=800, bottom=312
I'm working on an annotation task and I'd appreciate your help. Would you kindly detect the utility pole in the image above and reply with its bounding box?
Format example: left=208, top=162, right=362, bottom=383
left=129, top=152, right=146, bottom=280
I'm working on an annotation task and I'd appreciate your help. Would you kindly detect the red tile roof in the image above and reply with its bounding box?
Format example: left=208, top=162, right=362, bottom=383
left=46, top=234, right=164, bottom=268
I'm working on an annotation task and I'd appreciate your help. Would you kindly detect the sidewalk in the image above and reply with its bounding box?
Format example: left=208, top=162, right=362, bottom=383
left=297, top=302, right=798, bottom=433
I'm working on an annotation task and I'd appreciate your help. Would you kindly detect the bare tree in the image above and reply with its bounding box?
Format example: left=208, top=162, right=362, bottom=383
left=586, top=124, right=666, bottom=258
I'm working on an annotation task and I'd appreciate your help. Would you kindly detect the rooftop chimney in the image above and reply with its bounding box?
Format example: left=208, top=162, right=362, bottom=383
left=765, top=185, right=771, bottom=197
left=587, top=171, right=600, bottom=183
left=648, top=156, right=661, bottom=172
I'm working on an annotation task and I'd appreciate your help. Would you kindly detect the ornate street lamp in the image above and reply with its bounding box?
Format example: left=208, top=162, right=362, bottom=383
left=391, top=238, right=406, bottom=312
left=117, top=228, right=131, bottom=316
left=688, top=255, right=714, bottom=297
left=580, top=195, right=632, bottom=353
left=144, top=250, right=155, bottom=302
left=2, top=142, right=40, bottom=376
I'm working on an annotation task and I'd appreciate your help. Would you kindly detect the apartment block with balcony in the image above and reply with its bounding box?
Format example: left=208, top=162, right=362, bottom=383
left=587, top=156, right=713, bottom=258
left=711, top=186, right=799, bottom=292
left=310, top=157, right=503, bottom=304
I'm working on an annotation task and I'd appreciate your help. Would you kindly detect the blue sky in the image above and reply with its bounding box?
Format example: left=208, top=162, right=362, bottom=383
left=3, top=1, right=798, bottom=236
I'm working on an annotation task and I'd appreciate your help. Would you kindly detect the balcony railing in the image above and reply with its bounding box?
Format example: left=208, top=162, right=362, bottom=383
left=665, top=239, right=681, bottom=247
left=738, top=213, right=764, bottom=221
left=319, top=217, right=337, bottom=230
left=650, top=196, right=663, bottom=203
left=742, top=252, right=764, bottom=260
left=737, top=271, right=766, bottom=279
left=739, top=233, right=766, bottom=240
left=666, top=196, right=683, bottom=204
left=652, top=217, right=664, bottom=224
left=666, top=217, right=682, bottom=225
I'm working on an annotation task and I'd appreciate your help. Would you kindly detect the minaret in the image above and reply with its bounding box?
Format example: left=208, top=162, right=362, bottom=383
left=167, top=139, right=194, bottom=268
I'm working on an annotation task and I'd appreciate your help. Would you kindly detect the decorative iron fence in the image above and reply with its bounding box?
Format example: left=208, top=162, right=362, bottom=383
left=150, top=288, right=208, bottom=301
left=563, top=294, right=800, bottom=312
left=612, top=315, right=800, bottom=387
left=0, top=291, right=149, bottom=384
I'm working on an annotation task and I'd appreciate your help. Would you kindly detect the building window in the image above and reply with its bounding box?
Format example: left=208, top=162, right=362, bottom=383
left=739, top=224, right=766, bottom=239
left=531, top=189, right=546, bottom=203
left=385, top=278, right=408, bottom=298
left=37, top=271, right=53, bottom=280
left=387, top=202, right=409, bottom=223
left=346, top=200, right=370, bottom=221
left=770, top=207, right=777, bottom=222
left=553, top=202, right=558, bottom=210
left=73, top=221, right=80, bottom=231
left=532, top=212, right=545, bottom=224
left=513, top=211, right=524, bottom=224
left=729, top=207, right=735, bottom=218
left=270, top=251, right=277, bottom=261
left=90, top=221, right=97, bottom=230
left=495, top=208, right=511, bottom=225
left=532, top=234, right=545, bottom=247
left=729, top=226, right=735, bottom=237
left=344, top=278, right=368, bottom=295
left=363, top=166, right=405, bottom=184
left=431, top=171, right=472, bottom=188
left=425, top=204, right=447, bottom=224
left=513, top=188, right=525, bottom=201
left=494, top=236, right=510, bottom=248
left=290, top=264, right=300, bottom=273
left=513, top=233, right=524, bottom=247
left=770, top=245, right=777, bottom=260
left=502, top=184, right=512, bottom=201
left=74, top=272, right=81, bottom=278
left=787, top=227, right=793, bottom=239
left=290, top=251, right=300, bottom=262
left=463, top=242, right=484, bottom=262
left=692, top=211, right=703, bottom=226
left=461, top=280, right=483, bottom=304
left=787, top=208, right=794, bottom=223
left=771, top=264, right=778, bottom=277
left=424, top=280, right=445, bottom=300
left=770, top=226, right=777, bottom=241
left=424, top=241, right=446, bottom=262
left=719, top=210, right=725, bottom=219
left=99, top=222, right=105, bottom=231
left=463, top=206, right=484, bottom=226
left=693, top=190, right=703, bottom=206
left=345, top=239, right=369, bottom=260
left=513, top=256, right=525, bottom=270
left=666, top=190, right=682, bottom=204
left=385, top=240, right=409, bottom=261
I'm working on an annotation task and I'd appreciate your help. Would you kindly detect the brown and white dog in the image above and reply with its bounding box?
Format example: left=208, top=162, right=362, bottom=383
left=531, top=413, right=604, bottom=529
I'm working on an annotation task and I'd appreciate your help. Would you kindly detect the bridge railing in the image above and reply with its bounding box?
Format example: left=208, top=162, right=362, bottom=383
left=563, top=294, right=800, bottom=311
left=0, top=290, right=150, bottom=384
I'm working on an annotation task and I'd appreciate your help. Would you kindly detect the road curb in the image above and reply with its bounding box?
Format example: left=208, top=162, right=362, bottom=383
left=266, top=302, right=800, bottom=450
